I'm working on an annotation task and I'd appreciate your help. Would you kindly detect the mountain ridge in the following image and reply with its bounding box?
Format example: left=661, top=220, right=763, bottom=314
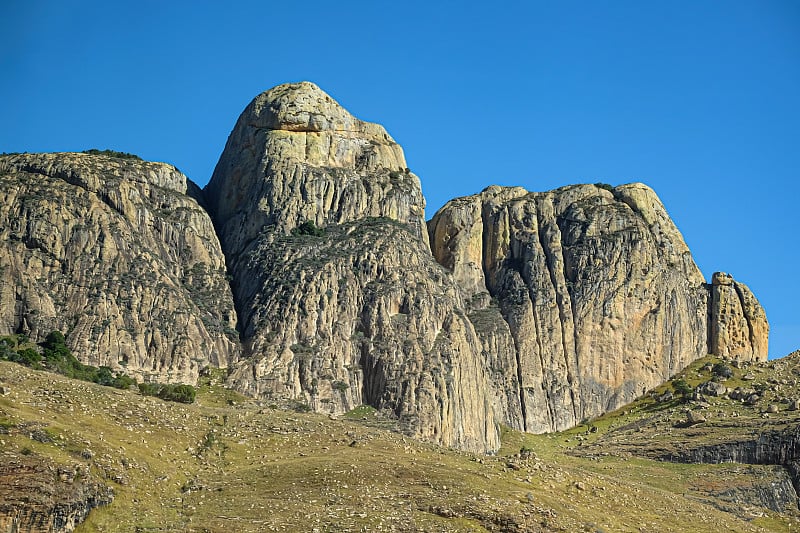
left=0, top=82, right=769, bottom=456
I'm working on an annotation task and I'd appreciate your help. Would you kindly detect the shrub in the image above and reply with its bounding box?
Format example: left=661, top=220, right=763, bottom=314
left=111, top=373, right=137, bottom=390
left=672, top=378, right=693, bottom=400
left=159, top=384, right=197, bottom=404
left=95, top=366, right=115, bottom=386
left=82, top=148, right=142, bottom=160
left=0, top=336, right=17, bottom=350
left=139, top=382, right=161, bottom=396
left=139, top=382, right=196, bottom=404
left=12, top=348, right=42, bottom=367
left=41, top=331, right=89, bottom=379
left=42, top=331, right=70, bottom=360
left=294, top=221, right=325, bottom=237
left=0, top=343, right=13, bottom=361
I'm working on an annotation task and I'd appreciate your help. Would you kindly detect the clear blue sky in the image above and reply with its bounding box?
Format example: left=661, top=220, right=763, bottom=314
left=2, top=1, right=798, bottom=359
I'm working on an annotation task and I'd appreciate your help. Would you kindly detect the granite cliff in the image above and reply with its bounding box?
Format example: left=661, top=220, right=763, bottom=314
left=0, top=82, right=769, bottom=455
left=205, top=82, right=767, bottom=450
left=205, top=82, right=497, bottom=452
left=428, top=183, right=769, bottom=433
left=0, top=153, right=240, bottom=385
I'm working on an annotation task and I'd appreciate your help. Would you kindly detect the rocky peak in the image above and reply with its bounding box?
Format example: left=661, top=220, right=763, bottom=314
left=710, top=272, right=769, bottom=361
left=208, top=83, right=497, bottom=452
left=205, top=82, right=426, bottom=256
left=428, top=181, right=767, bottom=433
left=250, top=81, right=392, bottom=138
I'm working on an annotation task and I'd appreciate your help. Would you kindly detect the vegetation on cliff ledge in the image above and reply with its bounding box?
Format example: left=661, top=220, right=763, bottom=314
left=81, top=148, right=142, bottom=160
left=0, top=332, right=195, bottom=403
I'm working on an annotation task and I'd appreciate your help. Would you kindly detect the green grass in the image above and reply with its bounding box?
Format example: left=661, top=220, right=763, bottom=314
left=0, top=359, right=798, bottom=532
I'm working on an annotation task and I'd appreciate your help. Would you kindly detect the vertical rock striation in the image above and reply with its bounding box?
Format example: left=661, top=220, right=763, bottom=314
left=429, top=182, right=767, bottom=433
left=206, top=82, right=498, bottom=452
left=710, top=272, right=769, bottom=362
left=0, top=153, right=240, bottom=384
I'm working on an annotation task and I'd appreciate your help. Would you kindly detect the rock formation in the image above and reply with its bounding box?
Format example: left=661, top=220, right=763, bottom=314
left=203, top=81, right=769, bottom=449
left=206, top=82, right=497, bottom=452
left=0, top=82, right=770, bottom=453
left=429, top=183, right=706, bottom=431
left=710, top=272, right=769, bottom=361
left=0, top=452, right=112, bottom=533
left=204, top=81, right=428, bottom=252
left=0, top=153, right=240, bottom=384
left=429, top=183, right=768, bottom=433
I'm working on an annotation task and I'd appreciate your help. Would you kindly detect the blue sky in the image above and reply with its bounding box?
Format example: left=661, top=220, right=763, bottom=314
left=2, top=1, right=798, bottom=359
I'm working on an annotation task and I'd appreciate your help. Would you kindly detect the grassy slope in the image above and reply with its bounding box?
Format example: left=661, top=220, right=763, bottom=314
left=1, top=359, right=798, bottom=532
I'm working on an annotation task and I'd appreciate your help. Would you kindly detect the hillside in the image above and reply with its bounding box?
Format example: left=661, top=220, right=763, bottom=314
left=1, top=355, right=799, bottom=532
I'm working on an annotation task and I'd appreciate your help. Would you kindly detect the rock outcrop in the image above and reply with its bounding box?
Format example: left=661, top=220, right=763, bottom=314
left=710, top=272, right=769, bottom=361
left=429, top=183, right=768, bottom=433
left=0, top=452, right=112, bottom=533
left=207, top=82, right=497, bottom=452
left=661, top=425, right=800, bottom=509
left=204, top=81, right=428, bottom=254
left=0, top=153, right=240, bottom=384
left=0, top=82, right=770, bottom=453
left=429, top=184, right=709, bottom=431
left=204, top=81, right=769, bottom=450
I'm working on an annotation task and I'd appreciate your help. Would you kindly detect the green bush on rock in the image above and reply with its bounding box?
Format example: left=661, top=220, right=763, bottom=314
left=139, top=382, right=197, bottom=404
left=1, top=331, right=139, bottom=391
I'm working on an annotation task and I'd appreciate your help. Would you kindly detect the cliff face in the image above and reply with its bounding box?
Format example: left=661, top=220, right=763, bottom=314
left=205, top=81, right=769, bottom=449
left=0, top=153, right=240, bottom=384
left=428, top=183, right=768, bottom=432
left=204, top=82, right=428, bottom=255
left=207, top=82, right=497, bottom=452
left=710, top=271, right=769, bottom=361
left=0, top=82, right=770, bottom=453
left=0, top=453, right=112, bottom=533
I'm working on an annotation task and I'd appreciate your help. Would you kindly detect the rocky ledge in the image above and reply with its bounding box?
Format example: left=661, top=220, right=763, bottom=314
left=0, top=452, right=112, bottom=533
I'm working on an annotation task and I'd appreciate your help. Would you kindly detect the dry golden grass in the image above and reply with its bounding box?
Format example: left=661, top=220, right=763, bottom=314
left=1, top=358, right=799, bottom=532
